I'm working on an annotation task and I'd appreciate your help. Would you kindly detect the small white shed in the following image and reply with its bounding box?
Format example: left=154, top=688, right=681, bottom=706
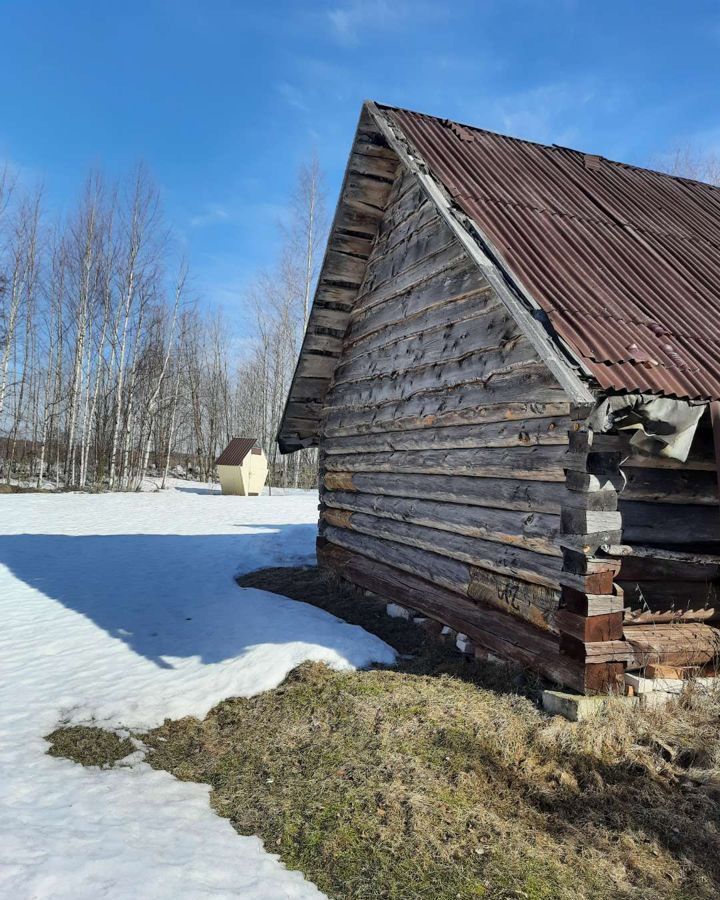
left=215, top=438, right=268, bottom=496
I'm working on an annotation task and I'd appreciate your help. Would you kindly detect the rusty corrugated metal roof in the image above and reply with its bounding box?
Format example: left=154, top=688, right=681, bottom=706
left=382, top=104, right=720, bottom=401
left=215, top=438, right=259, bottom=467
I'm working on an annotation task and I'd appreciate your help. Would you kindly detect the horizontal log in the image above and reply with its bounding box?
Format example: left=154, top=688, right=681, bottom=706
left=620, top=501, right=720, bottom=545
left=360, top=212, right=447, bottom=294
left=347, top=258, right=490, bottom=348
left=623, top=452, right=716, bottom=472
left=617, top=556, right=720, bottom=584
left=353, top=242, right=466, bottom=318
left=322, top=471, right=566, bottom=514
left=322, top=491, right=561, bottom=555
left=323, top=399, right=571, bottom=439
left=345, top=289, right=500, bottom=362
left=565, top=470, right=627, bottom=494
left=328, top=339, right=539, bottom=408
left=324, top=418, right=570, bottom=455
left=324, top=445, right=568, bottom=481
left=323, top=514, right=563, bottom=589
left=337, top=301, right=524, bottom=385
left=317, top=539, right=586, bottom=689
left=323, top=365, right=568, bottom=425
left=606, top=544, right=720, bottom=564
left=562, top=487, right=618, bottom=512
left=559, top=531, right=624, bottom=555
left=568, top=431, right=632, bottom=453
left=621, top=464, right=718, bottom=506
left=561, top=548, right=622, bottom=577
left=563, top=450, right=623, bottom=475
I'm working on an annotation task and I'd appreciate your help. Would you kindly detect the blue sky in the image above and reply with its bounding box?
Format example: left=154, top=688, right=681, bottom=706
left=2, top=0, right=719, bottom=336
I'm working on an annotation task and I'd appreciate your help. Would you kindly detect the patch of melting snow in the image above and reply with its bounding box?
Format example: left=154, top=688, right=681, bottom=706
left=0, top=485, right=394, bottom=898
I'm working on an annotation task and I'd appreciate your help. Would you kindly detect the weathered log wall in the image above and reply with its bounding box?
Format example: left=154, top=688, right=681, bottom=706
left=318, top=167, right=577, bottom=674
left=616, top=412, right=720, bottom=625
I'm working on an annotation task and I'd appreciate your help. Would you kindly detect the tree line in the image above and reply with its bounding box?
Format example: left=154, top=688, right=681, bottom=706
left=0, top=157, right=327, bottom=491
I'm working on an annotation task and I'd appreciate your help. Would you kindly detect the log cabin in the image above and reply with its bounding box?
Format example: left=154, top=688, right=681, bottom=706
left=277, top=101, right=720, bottom=694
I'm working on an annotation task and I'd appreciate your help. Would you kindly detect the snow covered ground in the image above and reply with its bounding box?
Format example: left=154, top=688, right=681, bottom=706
left=0, top=484, right=395, bottom=899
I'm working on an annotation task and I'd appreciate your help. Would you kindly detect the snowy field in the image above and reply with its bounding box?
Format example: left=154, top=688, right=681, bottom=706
left=0, top=484, right=394, bottom=899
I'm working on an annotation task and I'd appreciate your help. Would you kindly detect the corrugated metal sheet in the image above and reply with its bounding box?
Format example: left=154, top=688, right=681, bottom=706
left=215, top=438, right=259, bottom=467
left=383, top=105, right=720, bottom=401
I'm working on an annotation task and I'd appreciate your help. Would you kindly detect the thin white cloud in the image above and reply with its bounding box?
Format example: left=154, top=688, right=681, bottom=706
left=276, top=81, right=310, bottom=112
left=326, top=0, right=441, bottom=46
left=189, top=203, right=230, bottom=228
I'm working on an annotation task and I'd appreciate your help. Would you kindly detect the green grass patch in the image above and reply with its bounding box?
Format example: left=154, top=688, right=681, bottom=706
left=46, top=725, right=135, bottom=767
left=47, top=566, right=720, bottom=899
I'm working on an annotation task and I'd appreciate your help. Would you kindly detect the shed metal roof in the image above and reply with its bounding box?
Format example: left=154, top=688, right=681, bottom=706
left=215, top=438, right=259, bottom=467
left=382, top=105, right=720, bottom=401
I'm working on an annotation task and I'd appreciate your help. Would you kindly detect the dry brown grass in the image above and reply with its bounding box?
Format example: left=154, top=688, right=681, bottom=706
left=47, top=566, right=720, bottom=900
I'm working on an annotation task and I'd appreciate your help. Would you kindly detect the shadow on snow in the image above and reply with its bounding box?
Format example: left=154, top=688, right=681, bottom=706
left=0, top=525, right=336, bottom=669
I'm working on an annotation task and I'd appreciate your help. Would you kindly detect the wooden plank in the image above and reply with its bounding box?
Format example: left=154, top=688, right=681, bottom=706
left=323, top=516, right=563, bottom=589
left=348, top=260, right=491, bottom=347
left=335, top=305, right=530, bottom=386
left=295, top=354, right=340, bottom=379
left=317, top=539, right=581, bottom=688
left=324, top=398, right=571, bottom=439
left=323, top=418, right=570, bottom=455
left=561, top=586, right=625, bottom=616
left=323, top=444, right=568, bottom=480
left=621, top=465, right=718, bottom=505
left=559, top=636, right=633, bottom=664
left=322, top=471, right=566, bottom=514
left=322, top=491, right=561, bottom=555
left=555, top=610, right=624, bottom=642
left=344, top=287, right=499, bottom=361
left=620, top=500, right=720, bottom=545
left=328, top=337, right=539, bottom=408
left=300, top=333, right=344, bottom=355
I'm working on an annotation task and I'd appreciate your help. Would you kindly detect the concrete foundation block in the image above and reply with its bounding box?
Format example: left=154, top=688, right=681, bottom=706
left=456, top=633, right=475, bottom=655
left=386, top=603, right=412, bottom=620
left=542, top=689, right=636, bottom=722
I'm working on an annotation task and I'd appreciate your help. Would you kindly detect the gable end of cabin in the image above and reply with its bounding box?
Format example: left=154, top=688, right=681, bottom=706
left=278, top=102, right=720, bottom=695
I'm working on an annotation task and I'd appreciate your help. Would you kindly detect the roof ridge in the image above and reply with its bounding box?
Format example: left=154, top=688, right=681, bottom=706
left=375, top=101, right=720, bottom=193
